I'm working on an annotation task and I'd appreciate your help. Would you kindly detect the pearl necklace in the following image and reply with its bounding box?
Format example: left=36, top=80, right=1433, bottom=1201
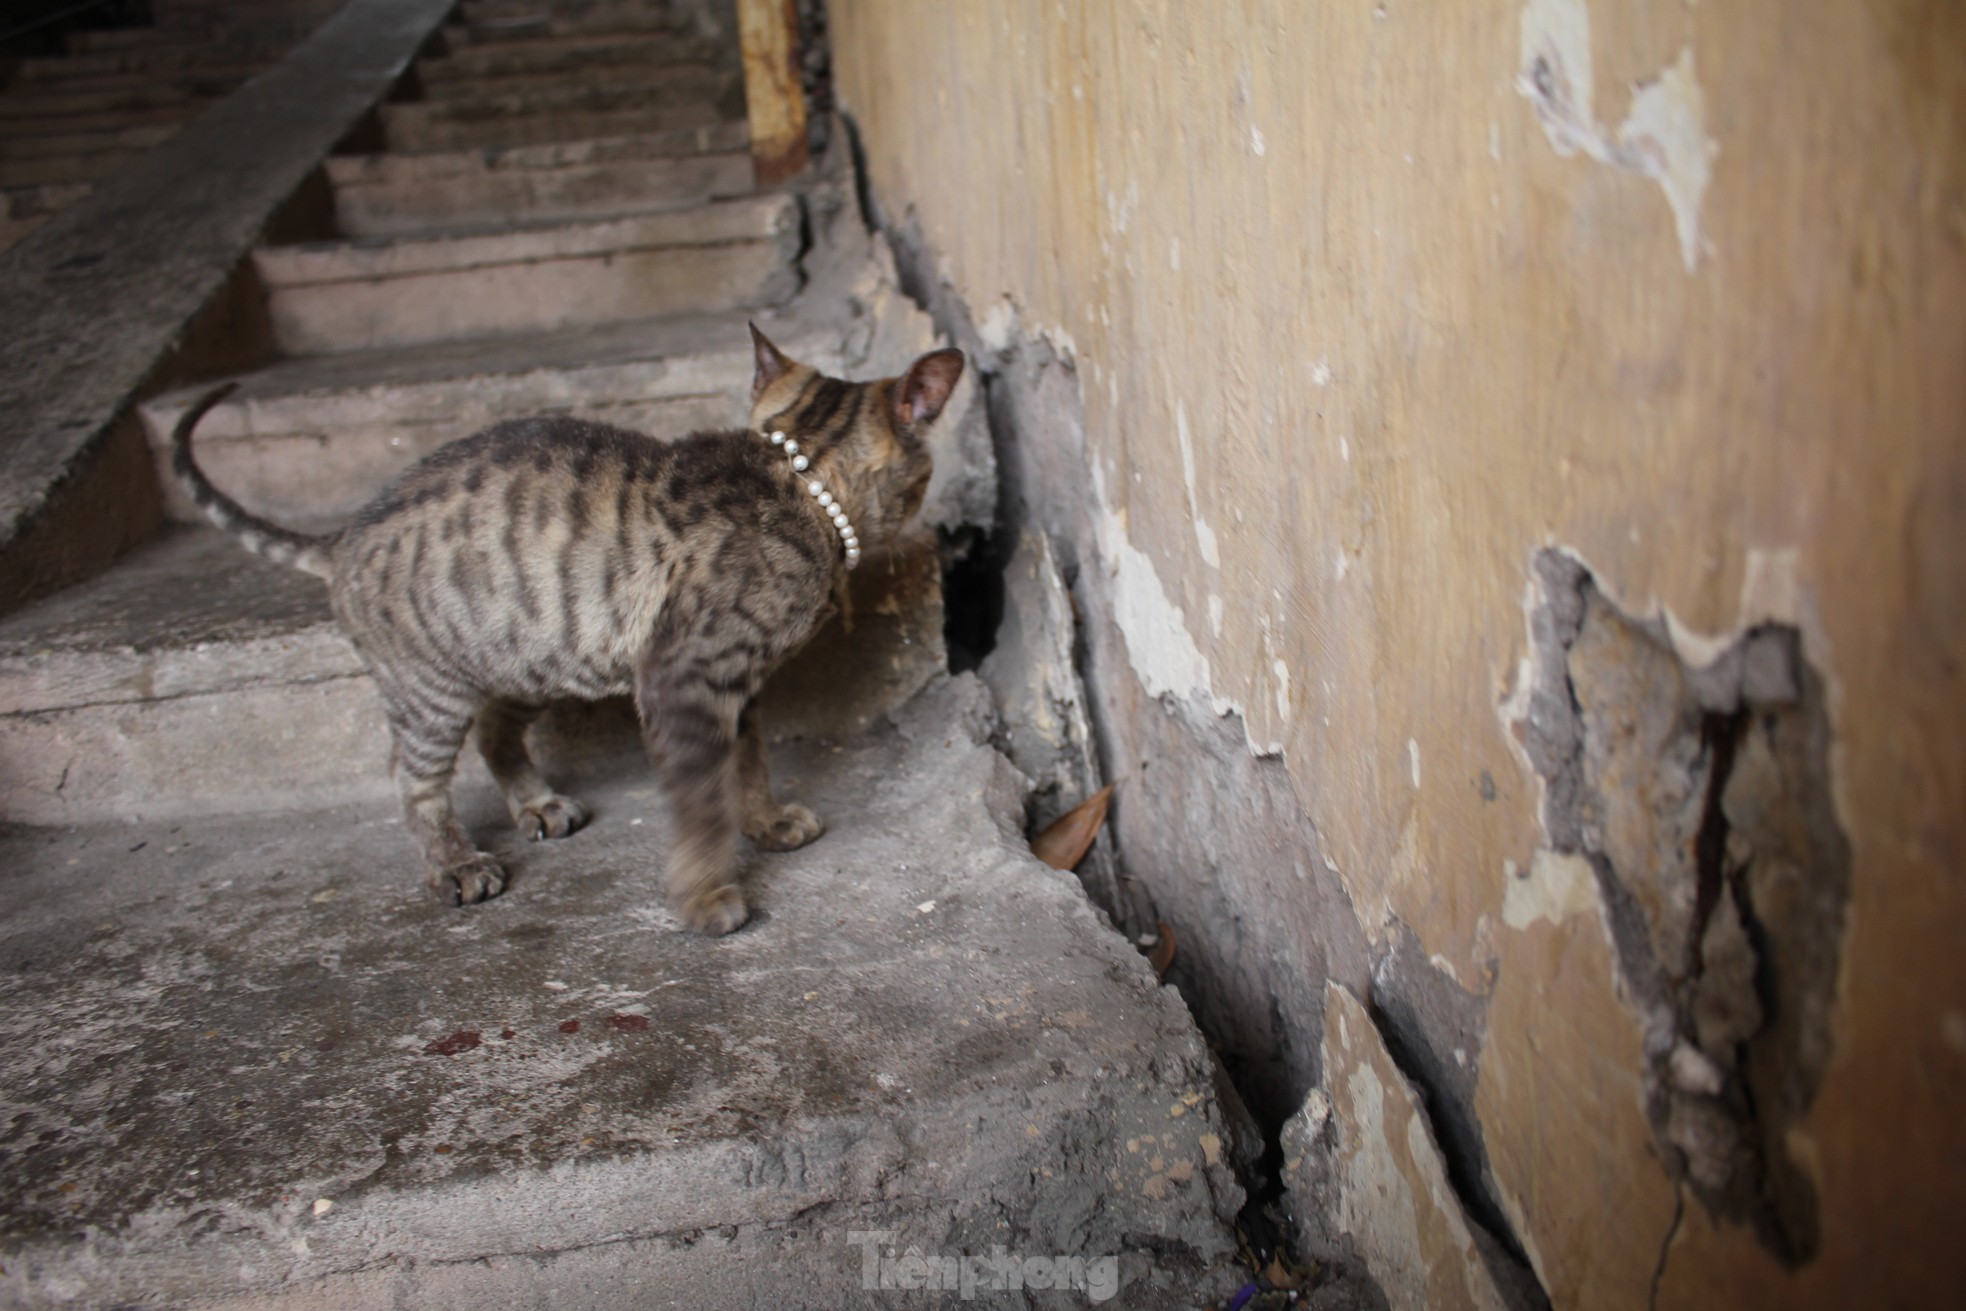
left=766, top=429, right=860, bottom=569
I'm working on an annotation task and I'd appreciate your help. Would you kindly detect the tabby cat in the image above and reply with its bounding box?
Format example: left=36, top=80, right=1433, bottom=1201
left=173, top=327, right=965, bottom=934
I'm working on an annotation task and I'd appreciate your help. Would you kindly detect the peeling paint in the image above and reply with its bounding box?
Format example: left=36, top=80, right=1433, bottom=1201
left=977, top=297, right=1021, bottom=357
left=1176, top=401, right=1222, bottom=568
left=1091, top=459, right=1286, bottom=756
left=1501, top=848, right=1599, bottom=930
left=1518, top=0, right=1718, bottom=271
left=1619, top=50, right=1717, bottom=274
left=1092, top=460, right=1212, bottom=704
left=1318, top=985, right=1512, bottom=1311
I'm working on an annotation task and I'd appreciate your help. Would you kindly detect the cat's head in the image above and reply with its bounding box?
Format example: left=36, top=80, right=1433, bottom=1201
left=747, top=325, right=964, bottom=547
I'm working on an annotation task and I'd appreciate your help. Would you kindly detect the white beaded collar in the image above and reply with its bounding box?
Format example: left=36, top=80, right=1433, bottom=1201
left=764, top=428, right=860, bottom=570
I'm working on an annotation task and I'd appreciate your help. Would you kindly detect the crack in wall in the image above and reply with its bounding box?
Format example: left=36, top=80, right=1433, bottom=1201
left=1517, top=549, right=1850, bottom=1267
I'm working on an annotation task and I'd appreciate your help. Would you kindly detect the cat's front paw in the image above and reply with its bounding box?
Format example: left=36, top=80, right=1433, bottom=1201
left=744, top=802, right=825, bottom=851
left=679, top=885, right=749, bottom=936
left=519, top=793, right=590, bottom=840
left=428, top=853, right=507, bottom=906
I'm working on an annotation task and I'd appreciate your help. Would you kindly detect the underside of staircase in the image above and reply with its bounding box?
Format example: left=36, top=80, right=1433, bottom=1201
left=0, top=3, right=1250, bottom=1307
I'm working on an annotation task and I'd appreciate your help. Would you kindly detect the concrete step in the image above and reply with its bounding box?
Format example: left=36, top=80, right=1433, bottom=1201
left=0, top=517, right=945, bottom=826
left=24, top=42, right=289, bottom=81
left=0, top=148, right=155, bottom=189
left=134, top=228, right=984, bottom=530
left=0, top=122, right=177, bottom=160
left=0, top=103, right=198, bottom=141
left=62, top=22, right=312, bottom=55
left=151, top=0, right=343, bottom=21
left=381, top=72, right=741, bottom=154
left=138, top=308, right=775, bottom=525
left=326, top=125, right=752, bottom=238
left=143, top=301, right=863, bottom=519
left=418, top=30, right=721, bottom=85
left=0, top=671, right=1241, bottom=1309
left=449, top=1, right=691, bottom=45
left=254, top=193, right=802, bottom=355
left=416, top=56, right=731, bottom=104
left=0, top=84, right=202, bottom=122
left=0, top=63, right=257, bottom=99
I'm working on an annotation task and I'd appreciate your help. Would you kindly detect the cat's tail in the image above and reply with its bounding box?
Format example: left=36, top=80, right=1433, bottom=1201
left=171, top=382, right=338, bottom=581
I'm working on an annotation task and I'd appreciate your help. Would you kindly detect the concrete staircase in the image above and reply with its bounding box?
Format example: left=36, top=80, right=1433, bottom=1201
left=0, top=3, right=1246, bottom=1306
left=0, top=1, right=346, bottom=250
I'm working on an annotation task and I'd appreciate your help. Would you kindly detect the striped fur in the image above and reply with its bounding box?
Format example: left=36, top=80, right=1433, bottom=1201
left=175, top=327, right=965, bottom=933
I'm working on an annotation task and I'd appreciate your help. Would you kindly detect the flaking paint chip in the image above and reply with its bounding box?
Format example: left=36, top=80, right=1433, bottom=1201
left=916, top=900, right=936, bottom=914
left=312, top=1199, right=333, bottom=1217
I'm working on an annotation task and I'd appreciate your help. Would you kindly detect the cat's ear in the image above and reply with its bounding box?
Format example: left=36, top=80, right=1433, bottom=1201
left=750, top=323, right=793, bottom=400
left=893, top=349, right=965, bottom=427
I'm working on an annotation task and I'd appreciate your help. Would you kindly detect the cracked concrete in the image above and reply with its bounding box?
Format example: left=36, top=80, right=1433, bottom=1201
left=0, top=677, right=1244, bottom=1308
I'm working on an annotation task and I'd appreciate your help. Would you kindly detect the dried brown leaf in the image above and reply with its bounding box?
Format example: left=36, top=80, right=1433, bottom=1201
left=1262, top=1253, right=1303, bottom=1291
left=1147, top=921, right=1176, bottom=978
left=1031, top=784, right=1112, bottom=871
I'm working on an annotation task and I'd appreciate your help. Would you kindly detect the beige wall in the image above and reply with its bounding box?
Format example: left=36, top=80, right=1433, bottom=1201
left=833, top=1, right=1965, bottom=1306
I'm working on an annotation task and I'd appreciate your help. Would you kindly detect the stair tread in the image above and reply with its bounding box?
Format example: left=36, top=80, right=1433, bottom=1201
left=0, top=526, right=335, bottom=675
left=323, top=122, right=750, bottom=186
left=257, top=192, right=795, bottom=284
left=0, top=673, right=1229, bottom=1306
left=151, top=307, right=789, bottom=415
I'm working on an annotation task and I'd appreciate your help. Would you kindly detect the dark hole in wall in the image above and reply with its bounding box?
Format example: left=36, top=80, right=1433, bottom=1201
left=1518, top=549, right=1851, bottom=1267
left=940, top=527, right=1005, bottom=674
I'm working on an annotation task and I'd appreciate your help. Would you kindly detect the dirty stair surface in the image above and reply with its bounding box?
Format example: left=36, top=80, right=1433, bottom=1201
left=0, top=1, right=1243, bottom=1305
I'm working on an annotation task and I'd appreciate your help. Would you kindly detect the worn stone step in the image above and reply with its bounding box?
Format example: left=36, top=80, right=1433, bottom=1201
left=255, top=193, right=801, bottom=355
left=417, top=56, right=731, bottom=104
left=0, top=103, right=197, bottom=141
left=449, top=1, right=689, bottom=45
left=0, top=63, right=257, bottom=101
left=0, top=84, right=201, bottom=121
left=0, top=516, right=945, bottom=826
left=327, top=126, right=752, bottom=238
left=131, top=306, right=857, bottom=526
left=419, top=30, right=721, bottom=84
left=150, top=0, right=343, bottom=21
left=137, top=231, right=985, bottom=528
left=24, top=42, right=288, bottom=80
left=138, top=309, right=772, bottom=525
left=381, top=72, right=742, bottom=153
left=0, top=668, right=1240, bottom=1309
left=0, top=121, right=177, bottom=160
left=62, top=19, right=313, bottom=55
left=0, top=149, right=150, bottom=189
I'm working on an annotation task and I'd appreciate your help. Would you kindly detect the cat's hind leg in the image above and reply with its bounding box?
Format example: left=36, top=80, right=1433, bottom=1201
left=476, top=698, right=591, bottom=840
left=737, top=702, right=824, bottom=850
left=377, top=673, right=505, bottom=905
left=636, top=646, right=750, bottom=937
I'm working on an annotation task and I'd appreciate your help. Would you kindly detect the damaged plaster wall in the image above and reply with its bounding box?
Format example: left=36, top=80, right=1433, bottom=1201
left=829, top=1, right=1966, bottom=1307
